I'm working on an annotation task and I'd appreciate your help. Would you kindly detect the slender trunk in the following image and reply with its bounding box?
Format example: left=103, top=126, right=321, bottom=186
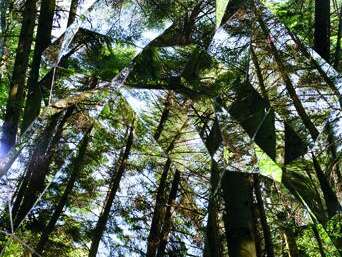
left=34, top=128, right=91, bottom=254
left=334, top=5, right=342, bottom=70
left=253, top=174, right=275, bottom=257
left=312, top=154, right=341, bottom=218
left=88, top=125, right=134, bottom=257
left=312, top=225, right=326, bottom=257
left=67, top=0, right=78, bottom=26
left=314, top=0, right=330, bottom=62
left=21, top=0, right=56, bottom=132
left=153, top=93, right=172, bottom=141
left=12, top=108, right=73, bottom=230
left=0, top=0, right=38, bottom=154
left=283, top=228, right=299, bottom=257
left=326, top=122, right=341, bottom=185
left=146, top=158, right=172, bottom=257
left=203, top=160, right=222, bottom=257
left=222, top=172, right=257, bottom=257
left=257, top=14, right=319, bottom=141
left=250, top=45, right=269, bottom=104
left=0, top=0, right=8, bottom=62
left=146, top=101, right=185, bottom=257
left=156, top=169, right=181, bottom=257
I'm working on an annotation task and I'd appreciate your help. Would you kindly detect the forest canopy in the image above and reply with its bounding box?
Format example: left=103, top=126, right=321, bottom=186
left=0, top=0, right=341, bottom=256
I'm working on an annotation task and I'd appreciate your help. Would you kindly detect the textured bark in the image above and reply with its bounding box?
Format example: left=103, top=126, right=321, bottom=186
left=0, top=0, right=38, bottom=154
left=88, top=125, right=134, bottom=257
left=222, top=172, right=257, bottom=257
left=34, top=128, right=91, bottom=254
left=253, top=174, right=275, bottom=257
left=11, top=108, right=73, bottom=230
left=156, top=169, right=181, bottom=257
left=21, top=0, right=56, bottom=132
left=203, top=160, right=222, bottom=257
left=314, top=0, right=330, bottom=62
left=146, top=158, right=172, bottom=257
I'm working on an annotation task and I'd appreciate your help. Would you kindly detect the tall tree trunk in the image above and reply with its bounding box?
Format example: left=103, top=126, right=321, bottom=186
left=222, top=172, right=257, bottom=257
left=0, top=0, right=38, bottom=155
left=0, top=0, right=8, bottom=63
left=34, top=127, right=91, bottom=255
left=203, top=160, right=222, bottom=257
left=334, top=4, right=342, bottom=70
left=11, top=108, right=73, bottom=230
left=326, top=122, right=341, bottom=187
left=283, top=228, right=299, bottom=257
left=67, top=0, right=78, bottom=26
left=21, top=0, right=56, bottom=132
left=156, top=169, right=181, bottom=257
left=253, top=174, right=275, bottom=257
left=146, top=158, right=172, bottom=257
left=312, top=225, right=326, bottom=257
left=88, top=125, right=134, bottom=257
left=312, top=154, right=341, bottom=218
left=146, top=98, right=184, bottom=257
left=314, top=0, right=331, bottom=62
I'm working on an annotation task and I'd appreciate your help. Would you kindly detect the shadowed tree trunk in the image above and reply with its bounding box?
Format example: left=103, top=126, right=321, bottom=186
left=67, top=0, right=78, bottom=26
left=283, top=228, right=299, bottom=257
left=11, top=107, right=73, bottom=230
left=253, top=174, right=275, bottom=257
left=314, top=0, right=330, bottom=62
left=334, top=4, right=342, bottom=70
left=34, top=127, right=92, bottom=255
left=146, top=158, right=172, bottom=257
left=88, top=125, right=134, bottom=257
left=203, top=160, right=223, bottom=257
left=156, top=169, right=181, bottom=257
left=0, top=0, right=38, bottom=155
left=222, top=172, right=257, bottom=257
left=312, top=225, right=326, bottom=257
left=312, top=154, right=341, bottom=218
left=146, top=98, right=185, bottom=257
left=21, top=0, right=56, bottom=132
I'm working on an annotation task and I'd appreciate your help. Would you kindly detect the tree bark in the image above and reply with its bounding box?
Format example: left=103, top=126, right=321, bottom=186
left=34, top=127, right=91, bottom=254
left=21, top=0, right=56, bottom=132
left=203, top=160, right=222, bottom=257
left=222, top=172, right=257, bottom=257
left=0, top=0, right=38, bottom=155
left=283, top=228, right=299, bottom=257
left=156, top=169, right=181, bottom=257
left=67, top=0, right=78, bottom=26
left=334, top=4, right=342, bottom=70
left=312, top=154, right=341, bottom=218
left=312, top=225, right=326, bottom=257
left=314, top=0, right=331, bottom=62
left=253, top=174, right=275, bottom=257
left=11, top=108, right=73, bottom=230
left=88, top=125, right=134, bottom=257
left=146, top=158, right=172, bottom=257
